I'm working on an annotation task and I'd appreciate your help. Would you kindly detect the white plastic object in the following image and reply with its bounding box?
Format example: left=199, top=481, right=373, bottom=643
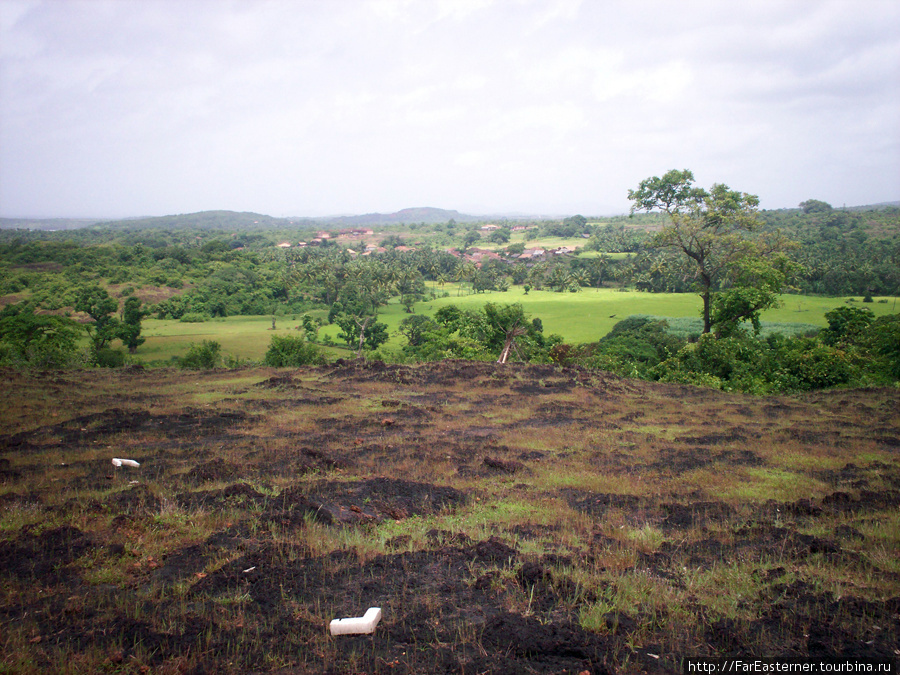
left=112, top=458, right=140, bottom=468
left=329, top=607, right=382, bottom=636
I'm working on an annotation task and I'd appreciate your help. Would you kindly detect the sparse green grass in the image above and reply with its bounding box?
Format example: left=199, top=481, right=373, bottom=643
left=625, top=523, right=666, bottom=551
left=685, top=465, right=832, bottom=503
left=0, top=364, right=897, bottom=673
left=683, top=562, right=776, bottom=620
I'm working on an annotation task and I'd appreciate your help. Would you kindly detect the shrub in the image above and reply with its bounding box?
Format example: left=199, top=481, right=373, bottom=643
left=94, top=347, right=126, bottom=368
left=179, top=312, right=210, bottom=323
left=769, top=337, right=858, bottom=391
left=651, top=334, right=773, bottom=393
left=179, top=340, right=222, bottom=369
left=263, top=335, right=324, bottom=367
left=582, top=316, right=686, bottom=377
left=0, top=305, right=83, bottom=369
left=859, top=313, right=900, bottom=379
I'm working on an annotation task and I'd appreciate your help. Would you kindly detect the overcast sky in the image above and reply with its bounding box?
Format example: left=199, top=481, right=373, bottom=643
left=1, top=0, right=898, bottom=219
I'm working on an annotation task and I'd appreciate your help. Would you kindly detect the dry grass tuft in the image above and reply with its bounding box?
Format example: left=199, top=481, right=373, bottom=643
left=1, top=363, right=898, bottom=673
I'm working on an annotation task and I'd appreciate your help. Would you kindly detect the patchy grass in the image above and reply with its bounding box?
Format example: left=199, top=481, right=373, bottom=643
left=0, top=361, right=898, bottom=673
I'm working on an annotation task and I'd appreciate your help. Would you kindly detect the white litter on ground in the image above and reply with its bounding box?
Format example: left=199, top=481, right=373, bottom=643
left=112, top=458, right=140, bottom=468
left=329, top=607, right=382, bottom=636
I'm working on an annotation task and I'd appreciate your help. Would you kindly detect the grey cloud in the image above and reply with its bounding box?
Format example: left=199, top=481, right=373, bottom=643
left=1, top=0, right=897, bottom=218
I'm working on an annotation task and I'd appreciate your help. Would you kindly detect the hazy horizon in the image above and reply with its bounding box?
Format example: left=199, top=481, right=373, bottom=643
left=2, top=0, right=899, bottom=219
left=4, top=198, right=900, bottom=224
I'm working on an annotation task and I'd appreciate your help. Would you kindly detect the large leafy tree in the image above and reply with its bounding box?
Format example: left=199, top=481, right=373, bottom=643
left=0, top=304, right=83, bottom=368
left=710, top=253, right=796, bottom=338
left=628, top=169, right=792, bottom=334
left=119, top=296, right=147, bottom=354
left=335, top=313, right=389, bottom=355
left=74, top=285, right=120, bottom=351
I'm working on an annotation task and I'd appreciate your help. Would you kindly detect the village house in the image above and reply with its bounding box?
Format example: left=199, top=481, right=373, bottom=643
left=448, top=247, right=505, bottom=267
left=338, top=228, right=375, bottom=237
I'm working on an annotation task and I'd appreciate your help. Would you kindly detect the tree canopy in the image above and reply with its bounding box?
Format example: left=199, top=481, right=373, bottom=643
left=628, top=169, right=793, bottom=334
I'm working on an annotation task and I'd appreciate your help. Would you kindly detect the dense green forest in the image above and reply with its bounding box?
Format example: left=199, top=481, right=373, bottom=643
left=1, top=192, right=898, bottom=394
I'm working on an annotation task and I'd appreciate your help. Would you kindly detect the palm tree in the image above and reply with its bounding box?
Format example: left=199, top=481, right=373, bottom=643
left=571, top=269, right=589, bottom=290
left=461, top=262, right=477, bottom=295
left=427, top=259, right=440, bottom=294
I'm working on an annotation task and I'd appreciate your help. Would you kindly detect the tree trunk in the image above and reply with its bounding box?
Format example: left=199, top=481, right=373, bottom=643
left=699, top=268, right=713, bottom=333
left=702, top=289, right=711, bottom=334
left=355, top=317, right=371, bottom=359
left=497, top=338, right=513, bottom=364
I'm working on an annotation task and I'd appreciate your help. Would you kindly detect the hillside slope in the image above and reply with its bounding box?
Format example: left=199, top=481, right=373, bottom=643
left=1, top=360, right=898, bottom=673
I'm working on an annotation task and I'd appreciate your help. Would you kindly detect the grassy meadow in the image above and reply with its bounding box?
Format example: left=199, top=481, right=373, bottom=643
left=135, top=288, right=900, bottom=363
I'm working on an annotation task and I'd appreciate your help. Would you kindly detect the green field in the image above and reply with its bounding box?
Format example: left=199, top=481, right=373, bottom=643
left=135, top=288, right=899, bottom=363
left=476, top=234, right=590, bottom=251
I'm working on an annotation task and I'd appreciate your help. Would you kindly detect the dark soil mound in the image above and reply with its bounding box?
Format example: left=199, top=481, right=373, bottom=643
left=2, top=363, right=898, bottom=675
left=177, top=481, right=268, bottom=508
left=0, top=525, right=93, bottom=582
left=0, top=407, right=252, bottom=454
left=184, top=458, right=243, bottom=483
left=305, top=477, right=468, bottom=520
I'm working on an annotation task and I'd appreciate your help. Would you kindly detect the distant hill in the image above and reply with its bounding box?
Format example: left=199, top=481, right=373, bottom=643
left=0, top=208, right=476, bottom=232
left=0, top=217, right=101, bottom=231
left=318, top=207, right=481, bottom=226
left=844, top=201, right=900, bottom=212
left=3, top=201, right=897, bottom=232
left=93, top=210, right=317, bottom=231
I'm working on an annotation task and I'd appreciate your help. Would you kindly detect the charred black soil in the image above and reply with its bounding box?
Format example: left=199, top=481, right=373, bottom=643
left=1, top=362, right=898, bottom=674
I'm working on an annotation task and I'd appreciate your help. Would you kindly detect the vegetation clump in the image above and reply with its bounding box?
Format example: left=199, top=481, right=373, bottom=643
left=263, top=334, right=324, bottom=367
left=0, top=303, right=84, bottom=368
left=178, top=339, right=222, bottom=369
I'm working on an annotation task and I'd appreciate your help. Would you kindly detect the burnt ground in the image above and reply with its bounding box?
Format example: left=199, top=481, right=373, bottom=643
left=0, top=361, right=898, bottom=674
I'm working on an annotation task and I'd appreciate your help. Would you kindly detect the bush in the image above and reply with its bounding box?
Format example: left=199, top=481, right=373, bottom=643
left=179, top=312, right=210, bottom=323
left=651, top=334, right=774, bottom=393
left=94, top=347, right=126, bottom=368
left=583, top=316, right=686, bottom=377
left=0, top=305, right=84, bottom=369
left=859, top=313, right=900, bottom=379
left=768, top=337, right=858, bottom=391
left=179, top=340, right=222, bottom=369
left=263, top=334, right=324, bottom=367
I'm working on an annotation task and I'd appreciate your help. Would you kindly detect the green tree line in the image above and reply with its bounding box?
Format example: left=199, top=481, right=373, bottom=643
left=1, top=171, right=898, bottom=392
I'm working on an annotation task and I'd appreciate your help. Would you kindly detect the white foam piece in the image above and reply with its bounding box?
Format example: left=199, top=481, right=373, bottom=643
left=112, top=458, right=140, bottom=468
left=329, top=607, right=382, bottom=636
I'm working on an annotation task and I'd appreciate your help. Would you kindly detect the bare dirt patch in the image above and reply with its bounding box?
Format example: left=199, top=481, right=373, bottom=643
left=1, top=362, right=898, bottom=674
